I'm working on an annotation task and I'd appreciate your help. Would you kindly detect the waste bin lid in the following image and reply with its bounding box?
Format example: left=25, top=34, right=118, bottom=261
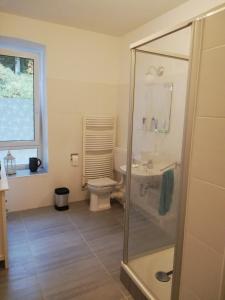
left=55, top=187, right=70, bottom=195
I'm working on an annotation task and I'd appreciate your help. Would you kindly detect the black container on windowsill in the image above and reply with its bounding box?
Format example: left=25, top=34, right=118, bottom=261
left=29, top=157, right=42, bottom=172
left=54, top=187, right=70, bottom=211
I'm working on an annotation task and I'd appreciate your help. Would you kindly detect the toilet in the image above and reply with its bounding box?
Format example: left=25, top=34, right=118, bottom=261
left=83, top=116, right=127, bottom=212
left=88, top=177, right=118, bottom=211
left=87, top=147, right=127, bottom=212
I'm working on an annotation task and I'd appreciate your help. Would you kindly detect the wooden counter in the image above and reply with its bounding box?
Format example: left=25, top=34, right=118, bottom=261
left=0, top=165, right=8, bottom=268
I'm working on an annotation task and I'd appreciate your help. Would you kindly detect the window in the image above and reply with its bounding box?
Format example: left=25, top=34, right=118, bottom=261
left=0, top=41, right=47, bottom=170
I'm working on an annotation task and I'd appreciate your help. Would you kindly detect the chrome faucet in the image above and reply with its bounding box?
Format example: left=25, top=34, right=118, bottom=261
left=147, top=159, right=153, bottom=169
left=142, top=159, right=153, bottom=169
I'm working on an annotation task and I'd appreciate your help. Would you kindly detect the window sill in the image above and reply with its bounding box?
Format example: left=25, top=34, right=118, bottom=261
left=7, top=168, right=48, bottom=179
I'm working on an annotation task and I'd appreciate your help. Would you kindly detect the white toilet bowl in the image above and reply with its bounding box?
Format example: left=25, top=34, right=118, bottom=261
left=87, top=177, right=117, bottom=212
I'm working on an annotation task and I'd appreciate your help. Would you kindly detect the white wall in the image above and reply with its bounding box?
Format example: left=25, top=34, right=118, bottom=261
left=132, top=49, right=189, bottom=163
left=0, top=12, right=121, bottom=211
left=1, top=0, right=225, bottom=212
left=117, top=0, right=225, bottom=149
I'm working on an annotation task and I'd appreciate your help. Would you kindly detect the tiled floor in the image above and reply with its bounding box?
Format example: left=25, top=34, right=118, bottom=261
left=0, top=200, right=173, bottom=300
left=128, top=206, right=174, bottom=258
left=0, top=201, right=132, bottom=300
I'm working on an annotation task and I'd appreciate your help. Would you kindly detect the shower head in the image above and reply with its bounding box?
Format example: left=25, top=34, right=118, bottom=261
left=145, top=65, right=165, bottom=84
left=157, top=66, right=164, bottom=76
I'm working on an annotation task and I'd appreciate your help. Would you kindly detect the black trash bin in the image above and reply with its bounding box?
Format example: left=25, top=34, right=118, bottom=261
left=54, top=187, right=70, bottom=211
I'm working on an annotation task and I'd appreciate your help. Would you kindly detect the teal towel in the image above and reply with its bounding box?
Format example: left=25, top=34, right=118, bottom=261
left=159, top=169, right=174, bottom=216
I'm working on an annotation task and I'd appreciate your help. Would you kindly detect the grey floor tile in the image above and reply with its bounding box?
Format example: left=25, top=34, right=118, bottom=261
left=68, top=201, right=123, bottom=231
left=128, top=208, right=174, bottom=258
left=80, top=222, right=123, bottom=241
left=0, top=257, right=37, bottom=282
left=87, top=231, right=123, bottom=252
left=43, top=279, right=124, bottom=300
left=69, top=211, right=120, bottom=232
left=33, top=242, right=94, bottom=274
left=7, top=228, right=28, bottom=246
left=3, top=200, right=177, bottom=299
left=20, top=206, right=59, bottom=218
left=7, top=211, right=23, bottom=225
left=22, top=212, right=71, bottom=234
left=29, top=228, right=83, bottom=256
left=0, top=276, right=43, bottom=300
left=85, top=229, right=123, bottom=274
left=96, top=248, right=123, bottom=274
left=27, top=223, right=76, bottom=241
left=7, top=213, right=27, bottom=246
left=38, top=255, right=123, bottom=299
left=8, top=242, right=33, bottom=265
left=73, top=281, right=124, bottom=300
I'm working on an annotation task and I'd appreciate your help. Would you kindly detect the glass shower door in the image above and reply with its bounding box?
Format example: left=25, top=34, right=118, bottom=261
left=124, top=29, right=191, bottom=299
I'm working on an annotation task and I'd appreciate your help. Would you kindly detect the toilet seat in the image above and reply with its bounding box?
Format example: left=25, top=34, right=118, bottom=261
left=88, top=177, right=117, bottom=188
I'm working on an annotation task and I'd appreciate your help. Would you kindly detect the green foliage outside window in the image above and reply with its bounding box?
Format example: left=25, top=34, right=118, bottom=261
left=0, top=56, right=33, bottom=74
left=0, top=63, right=33, bottom=100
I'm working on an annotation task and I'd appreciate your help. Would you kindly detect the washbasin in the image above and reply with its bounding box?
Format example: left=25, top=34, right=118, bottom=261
left=120, top=161, right=175, bottom=178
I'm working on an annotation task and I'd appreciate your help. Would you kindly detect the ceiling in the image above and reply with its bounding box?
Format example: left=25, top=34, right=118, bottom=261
left=0, top=0, right=188, bottom=36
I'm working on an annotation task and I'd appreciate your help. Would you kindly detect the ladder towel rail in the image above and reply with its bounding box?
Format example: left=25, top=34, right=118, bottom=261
left=82, top=116, right=115, bottom=187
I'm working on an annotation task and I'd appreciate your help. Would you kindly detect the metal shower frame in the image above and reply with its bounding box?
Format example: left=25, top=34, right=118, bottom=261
left=122, top=19, right=195, bottom=300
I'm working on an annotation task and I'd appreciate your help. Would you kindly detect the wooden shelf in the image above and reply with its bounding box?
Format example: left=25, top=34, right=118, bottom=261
left=0, top=164, right=8, bottom=269
left=0, top=165, right=9, bottom=192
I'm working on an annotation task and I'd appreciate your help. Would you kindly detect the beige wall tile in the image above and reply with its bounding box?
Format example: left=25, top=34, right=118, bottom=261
left=182, top=9, right=225, bottom=300
left=197, top=46, right=225, bottom=117
left=187, top=178, right=225, bottom=254
left=203, top=9, right=225, bottom=50
left=191, top=117, right=225, bottom=188
left=181, top=234, right=223, bottom=300
left=220, top=250, right=225, bottom=300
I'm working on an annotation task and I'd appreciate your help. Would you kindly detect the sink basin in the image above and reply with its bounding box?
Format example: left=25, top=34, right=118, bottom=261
left=120, top=161, right=175, bottom=178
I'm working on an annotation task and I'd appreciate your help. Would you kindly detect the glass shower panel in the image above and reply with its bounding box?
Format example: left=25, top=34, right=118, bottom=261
left=128, top=50, right=189, bottom=262
left=138, top=27, right=191, bottom=57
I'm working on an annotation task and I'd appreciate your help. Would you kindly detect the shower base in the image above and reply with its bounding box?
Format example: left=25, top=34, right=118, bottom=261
left=121, top=247, right=174, bottom=300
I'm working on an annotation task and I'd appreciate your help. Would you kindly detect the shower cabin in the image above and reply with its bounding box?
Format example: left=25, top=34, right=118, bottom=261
left=121, top=6, right=225, bottom=300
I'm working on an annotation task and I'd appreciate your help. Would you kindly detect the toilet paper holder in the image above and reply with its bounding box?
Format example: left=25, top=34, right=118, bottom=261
left=70, top=153, right=79, bottom=167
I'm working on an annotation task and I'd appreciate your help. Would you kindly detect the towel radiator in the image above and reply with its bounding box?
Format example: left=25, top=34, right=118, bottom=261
left=82, top=115, right=115, bottom=187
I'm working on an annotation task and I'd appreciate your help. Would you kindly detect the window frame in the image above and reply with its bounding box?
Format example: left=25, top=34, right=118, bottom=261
left=0, top=48, right=42, bottom=168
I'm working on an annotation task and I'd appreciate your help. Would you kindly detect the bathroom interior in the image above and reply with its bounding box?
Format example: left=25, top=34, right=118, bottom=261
left=0, top=1, right=225, bottom=300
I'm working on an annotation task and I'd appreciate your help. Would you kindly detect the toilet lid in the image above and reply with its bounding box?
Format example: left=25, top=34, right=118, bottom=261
left=88, top=177, right=117, bottom=187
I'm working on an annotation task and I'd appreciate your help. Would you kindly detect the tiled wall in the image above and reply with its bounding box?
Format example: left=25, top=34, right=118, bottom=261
left=180, top=9, right=225, bottom=300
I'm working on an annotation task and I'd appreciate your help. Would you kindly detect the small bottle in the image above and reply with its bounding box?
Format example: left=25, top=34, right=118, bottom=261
left=142, top=117, right=147, bottom=131
left=150, top=117, right=155, bottom=132
left=151, top=117, right=158, bottom=132
left=154, top=118, right=158, bottom=132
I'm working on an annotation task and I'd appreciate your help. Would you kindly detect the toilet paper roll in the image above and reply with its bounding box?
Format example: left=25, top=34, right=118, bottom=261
left=71, top=154, right=79, bottom=167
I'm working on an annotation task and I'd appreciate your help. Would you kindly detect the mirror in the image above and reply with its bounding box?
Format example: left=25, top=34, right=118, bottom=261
left=144, top=82, right=173, bottom=133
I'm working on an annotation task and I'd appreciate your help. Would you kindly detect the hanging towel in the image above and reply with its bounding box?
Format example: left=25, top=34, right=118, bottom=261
left=159, top=169, right=174, bottom=216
